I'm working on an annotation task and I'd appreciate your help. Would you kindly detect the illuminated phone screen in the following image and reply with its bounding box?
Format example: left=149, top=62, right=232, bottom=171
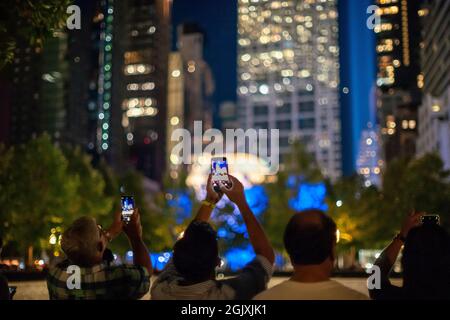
left=121, top=196, right=134, bottom=223
left=211, top=157, right=230, bottom=183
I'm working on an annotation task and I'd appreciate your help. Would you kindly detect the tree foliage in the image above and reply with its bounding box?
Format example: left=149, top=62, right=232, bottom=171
left=0, top=0, right=71, bottom=68
left=263, top=141, right=324, bottom=252
left=4, top=134, right=78, bottom=257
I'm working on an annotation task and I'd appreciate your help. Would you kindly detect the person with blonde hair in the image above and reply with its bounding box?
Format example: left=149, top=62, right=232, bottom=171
left=47, top=210, right=151, bottom=299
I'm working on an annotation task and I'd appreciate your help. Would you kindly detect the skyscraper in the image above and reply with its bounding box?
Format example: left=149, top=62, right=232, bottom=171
left=65, top=0, right=102, bottom=151
left=7, top=42, right=42, bottom=146
left=115, top=0, right=171, bottom=182
left=166, top=23, right=215, bottom=180
left=416, top=0, right=450, bottom=170
left=177, top=23, right=214, bottom=134
left=5, top=32, right=69, bottom=147
left=375, top=0, right=424, bottom=163
left=237, top=0, right=341, bottom=180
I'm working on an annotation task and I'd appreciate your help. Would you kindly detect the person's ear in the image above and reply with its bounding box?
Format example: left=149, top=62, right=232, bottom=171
left=97, top=241, right=104, bottom=253
left=216, top=257, right=222, bottom=268
left=330, top=242, right=337, bottom=261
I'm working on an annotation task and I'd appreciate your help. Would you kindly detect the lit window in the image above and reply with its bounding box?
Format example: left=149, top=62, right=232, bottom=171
left=141, top=82, right=155, bottom=90
left=259, top=84, right=269, bottom=95
left=432, top=105, right=440, bottom=113
left=172, top=70, right=181, bottom=77
left=127, top=83, right=139, bottom=91
left=124, top=64, right=152, bottom=75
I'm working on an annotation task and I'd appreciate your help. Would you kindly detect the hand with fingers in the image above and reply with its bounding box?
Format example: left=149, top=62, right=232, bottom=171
left=123, top=208, right=143, bottom=242
left=400, top=211, right=424, bottom=238
left=219, top=175, right=248, bottom=209
left=206, top=174, right=224, bottom=204
left=106, top=210, right=123, bottom=240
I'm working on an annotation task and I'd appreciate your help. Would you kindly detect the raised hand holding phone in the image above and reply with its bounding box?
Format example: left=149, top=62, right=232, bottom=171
left=121, top=195, right=135, bottom=224
left=219, top=175, right=247, bottom=209
left=211, top=157, right=232, bottom=192
left=206, top=174, right=223, bottom=204
left=123, top=208, right=142, bottom=241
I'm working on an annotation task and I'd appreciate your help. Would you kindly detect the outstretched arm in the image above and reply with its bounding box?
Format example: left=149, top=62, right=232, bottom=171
left=220, top=175, right=275, bottom=264
left=123, top=209, right=152, bottom=275
left=374, top=212, right=423, bottom=275
left=370, top=211, right=423, bottom=299
left=193, top=174, right=223, bottom=222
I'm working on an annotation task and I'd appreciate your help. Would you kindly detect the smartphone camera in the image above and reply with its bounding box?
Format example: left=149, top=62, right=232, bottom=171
left=421, top=214, right=440, bottom=226
left=211, top=157, right=231, bottom=192
left=121, top=196, right=134, bottom=224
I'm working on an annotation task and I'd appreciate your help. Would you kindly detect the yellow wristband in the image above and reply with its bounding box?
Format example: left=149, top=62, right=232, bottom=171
left=201, top=200, right=216, bottom=209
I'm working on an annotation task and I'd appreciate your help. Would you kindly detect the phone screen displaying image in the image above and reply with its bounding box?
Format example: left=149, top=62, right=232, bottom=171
left=211, top=157, right=230, bottom=183
left=121, top=196, right=134, bottom=223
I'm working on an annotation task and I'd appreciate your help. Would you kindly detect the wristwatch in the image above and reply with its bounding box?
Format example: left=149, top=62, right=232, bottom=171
left=394, top=233, right=407, bottom=243
left=201, top=199, right=216, bottom=209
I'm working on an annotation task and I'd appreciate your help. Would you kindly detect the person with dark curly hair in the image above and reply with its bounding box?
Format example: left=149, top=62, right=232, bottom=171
left=151, top=174, right=274, bottom=300
left=369, top=212, right=450, bottom=300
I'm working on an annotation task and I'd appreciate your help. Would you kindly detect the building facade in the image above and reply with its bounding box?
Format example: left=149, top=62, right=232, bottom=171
left=166, top=24, right=215, bottom=180
left=416, top=0, right=450, bottom=170
left=375, top=0, right=424, bottom=163
left=115, top=0, right=171, bottom=181
left=237, top=0, right=341, bottom=180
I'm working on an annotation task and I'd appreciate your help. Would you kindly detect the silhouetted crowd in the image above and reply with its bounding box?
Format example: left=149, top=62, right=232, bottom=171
left=1, top=175, right=449, bottom=300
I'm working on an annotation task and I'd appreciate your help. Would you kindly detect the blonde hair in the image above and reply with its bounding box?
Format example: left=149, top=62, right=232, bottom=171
left=61, top=216, right=101, bottom=267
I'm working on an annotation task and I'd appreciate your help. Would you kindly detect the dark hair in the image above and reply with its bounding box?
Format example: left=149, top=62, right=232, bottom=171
left=173, top=221, right=218, bottom=282
left=284, top=210, right=337, bottom=265
left=402, top=224, right=450, bottom=299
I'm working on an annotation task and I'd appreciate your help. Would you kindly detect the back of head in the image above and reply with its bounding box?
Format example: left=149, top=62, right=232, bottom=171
left=173, top=221, right=218, bottom=283
left=61, top=216, right=100, bottom=267
left=402, top=224, right=450, bottom=299
left=284, top=210, right=337, bottom=265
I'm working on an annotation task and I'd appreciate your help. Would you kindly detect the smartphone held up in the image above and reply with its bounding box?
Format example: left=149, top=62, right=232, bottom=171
left=121, top=196, right=135, bottom=224
left=211, top=157, right=232, bottom=192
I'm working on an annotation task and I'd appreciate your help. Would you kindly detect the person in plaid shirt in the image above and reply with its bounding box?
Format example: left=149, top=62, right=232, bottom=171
left=47, top=209, right=152, bottom=300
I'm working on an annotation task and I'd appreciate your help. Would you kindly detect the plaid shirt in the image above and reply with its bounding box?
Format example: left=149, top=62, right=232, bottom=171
left=47, top=260, right=150, bottom=300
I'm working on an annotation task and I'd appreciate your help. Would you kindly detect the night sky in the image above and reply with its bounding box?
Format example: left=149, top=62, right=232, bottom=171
left=172, top=0, right=238, bottom=120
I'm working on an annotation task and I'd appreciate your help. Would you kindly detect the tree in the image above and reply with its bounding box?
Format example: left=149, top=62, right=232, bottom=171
left=105, top=170, right=175, bottom=256
left=327, top=175, right=381, bottom=249
left=379, top=154, right=450, bottom=237
left=263, top=141, right=324, bottom=252
left=0, top=0, right=71, bottom=68
left=7, top=134, right=79, bottom=265
left=328, top=153, right=450, bottom=251
left=63, top=146, right=114, bottom=221
left=0, top=144, right=14, bottom=243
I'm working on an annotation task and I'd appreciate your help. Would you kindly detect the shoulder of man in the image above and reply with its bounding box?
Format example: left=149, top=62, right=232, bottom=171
left=329, top=280, right=370, bottom=300
left=221, top=255, right=274, bottom=300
